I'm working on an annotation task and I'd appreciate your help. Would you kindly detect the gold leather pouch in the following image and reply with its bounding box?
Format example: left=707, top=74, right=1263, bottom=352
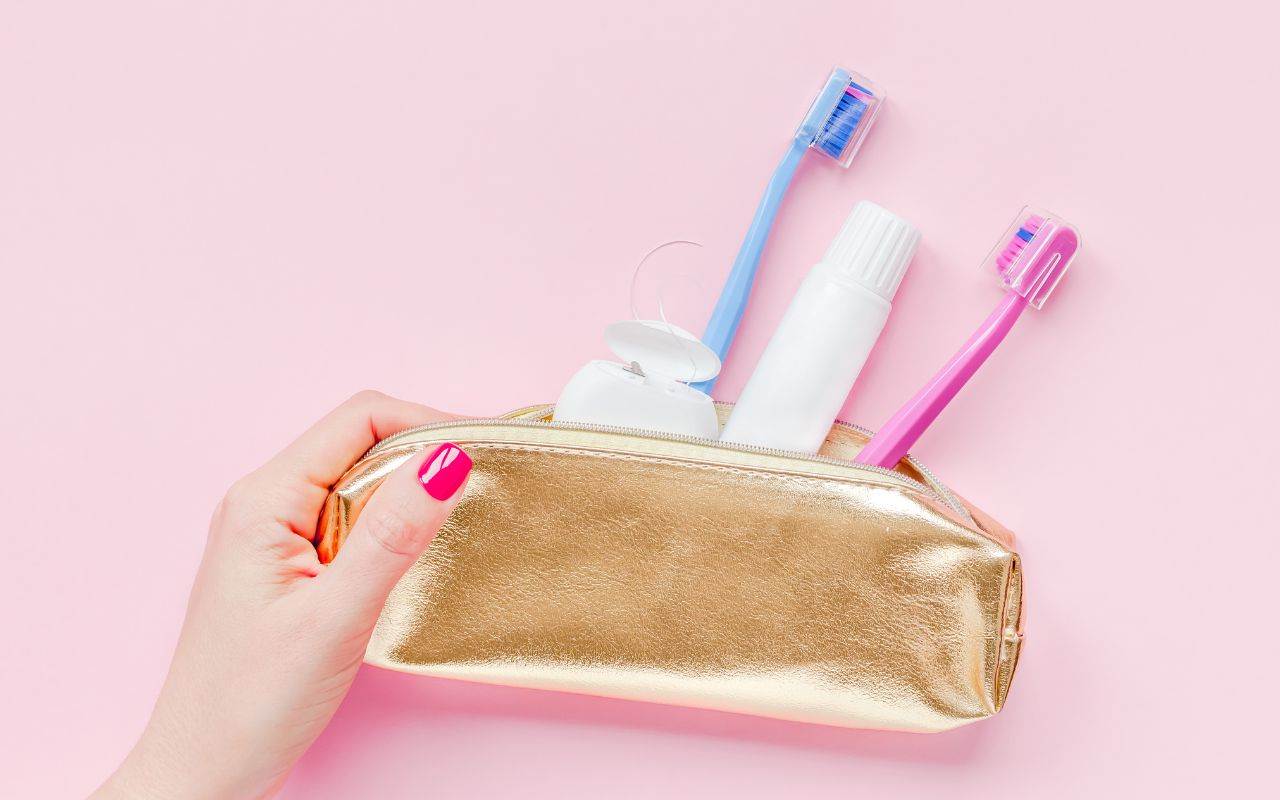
left=315, top=405, right=1023, bottom=733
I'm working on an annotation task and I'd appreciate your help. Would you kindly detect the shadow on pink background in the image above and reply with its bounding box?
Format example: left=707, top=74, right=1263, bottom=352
left=1, top=1, right=1274, bottom=796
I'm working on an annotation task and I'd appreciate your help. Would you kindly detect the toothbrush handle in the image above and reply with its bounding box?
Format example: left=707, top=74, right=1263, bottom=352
left=691, top=137, right=809, bottom=395
left=856, top=292, right=1029, bottom=468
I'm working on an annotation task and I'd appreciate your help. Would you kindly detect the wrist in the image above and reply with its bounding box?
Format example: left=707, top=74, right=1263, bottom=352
left=93, top=745, right=180, bottom=800
left=94, top=725, right=283, bottom=800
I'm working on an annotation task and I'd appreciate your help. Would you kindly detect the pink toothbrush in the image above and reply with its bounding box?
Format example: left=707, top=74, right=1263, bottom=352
left=856, top=207, right=1081, bottom=468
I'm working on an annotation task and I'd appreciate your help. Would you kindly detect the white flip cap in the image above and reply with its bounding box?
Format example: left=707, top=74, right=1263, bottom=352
left=820, top=200, right=920, bottom=301
left=604, top=320, right=721, bottom=383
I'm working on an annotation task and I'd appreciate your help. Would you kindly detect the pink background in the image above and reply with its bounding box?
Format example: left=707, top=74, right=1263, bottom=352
left=2, top=1, right=1275, bottom=796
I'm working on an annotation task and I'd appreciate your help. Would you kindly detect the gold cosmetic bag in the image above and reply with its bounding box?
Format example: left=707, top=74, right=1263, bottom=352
left=315, top=404, right=1023, bottom=733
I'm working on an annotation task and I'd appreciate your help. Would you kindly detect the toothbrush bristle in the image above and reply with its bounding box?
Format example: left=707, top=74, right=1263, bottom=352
left=995, top=215, right=1046, bottom=275
left=817, top=86, right=870, bottom=159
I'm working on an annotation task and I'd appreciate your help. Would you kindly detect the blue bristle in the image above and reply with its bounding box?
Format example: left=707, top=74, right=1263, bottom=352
left=1016, top=227, right=1036, bottom=242
left=818, top=91, right=868, bottom=159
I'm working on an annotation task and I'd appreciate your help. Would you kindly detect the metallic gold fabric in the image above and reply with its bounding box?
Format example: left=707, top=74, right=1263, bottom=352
left=315, top=406, right=1023, bottom=733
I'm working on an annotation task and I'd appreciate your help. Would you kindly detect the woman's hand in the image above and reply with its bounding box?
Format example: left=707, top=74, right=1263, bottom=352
left=94, top=391, right=473, bottom=799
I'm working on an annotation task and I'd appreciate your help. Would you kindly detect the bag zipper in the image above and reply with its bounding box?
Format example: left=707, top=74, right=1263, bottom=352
left=365, top=406, right=970, bottom=518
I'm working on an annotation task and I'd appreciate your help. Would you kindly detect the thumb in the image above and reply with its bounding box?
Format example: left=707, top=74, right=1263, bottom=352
left=322, top=442, right=472, bottom=617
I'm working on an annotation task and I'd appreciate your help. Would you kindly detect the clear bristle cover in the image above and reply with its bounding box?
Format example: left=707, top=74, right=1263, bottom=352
left=807, top=69, right=883, bottom=168
left=984, top=206, right=1081, bottom=309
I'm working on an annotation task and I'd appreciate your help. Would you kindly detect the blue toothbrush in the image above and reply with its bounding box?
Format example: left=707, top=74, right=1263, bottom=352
left=691, top=67, right=884, bottom=395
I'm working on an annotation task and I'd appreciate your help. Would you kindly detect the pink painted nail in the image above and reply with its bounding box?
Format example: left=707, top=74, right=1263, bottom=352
left=418, top=443, right=472, bottom=501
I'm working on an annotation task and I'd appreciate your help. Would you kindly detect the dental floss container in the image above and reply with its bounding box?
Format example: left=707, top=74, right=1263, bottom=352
left=554, top=320, right=722, bottom=439
left=721, top=201, right=920, bottom=454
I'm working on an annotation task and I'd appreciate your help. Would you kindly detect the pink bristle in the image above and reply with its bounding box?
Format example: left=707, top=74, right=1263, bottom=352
left=846, top=85, right=873, bottom=102
left=995, top=214, right=1046, bottom=275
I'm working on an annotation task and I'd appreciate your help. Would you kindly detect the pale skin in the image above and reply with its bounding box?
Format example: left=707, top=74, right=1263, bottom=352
left=94, top=391, right=468, bottom=799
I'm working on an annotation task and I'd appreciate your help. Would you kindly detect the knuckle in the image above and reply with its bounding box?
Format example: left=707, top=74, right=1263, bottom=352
left=211, top=473, right=278, bottom=539
left=345, top=389, right=388, bottom=410
left=218, top=475, right=260, bottom=518
left=359, top=501, right=422, bottom=557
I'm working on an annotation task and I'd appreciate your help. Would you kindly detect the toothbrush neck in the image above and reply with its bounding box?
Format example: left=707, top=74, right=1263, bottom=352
left=975, top=291, right=1029, bottom=356
left=925, top=290, right=1029, bottom=408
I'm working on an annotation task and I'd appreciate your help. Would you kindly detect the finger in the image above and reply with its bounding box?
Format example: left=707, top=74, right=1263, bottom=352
left=321, top=442, right=472, bottom=616
left=264, top=390, right=459, bottom=491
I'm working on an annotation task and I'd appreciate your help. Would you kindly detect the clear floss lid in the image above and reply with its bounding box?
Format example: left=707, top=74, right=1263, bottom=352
left=604, top=320, right=720, bottom=384
left=616, top=239, right=720, bottom=386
